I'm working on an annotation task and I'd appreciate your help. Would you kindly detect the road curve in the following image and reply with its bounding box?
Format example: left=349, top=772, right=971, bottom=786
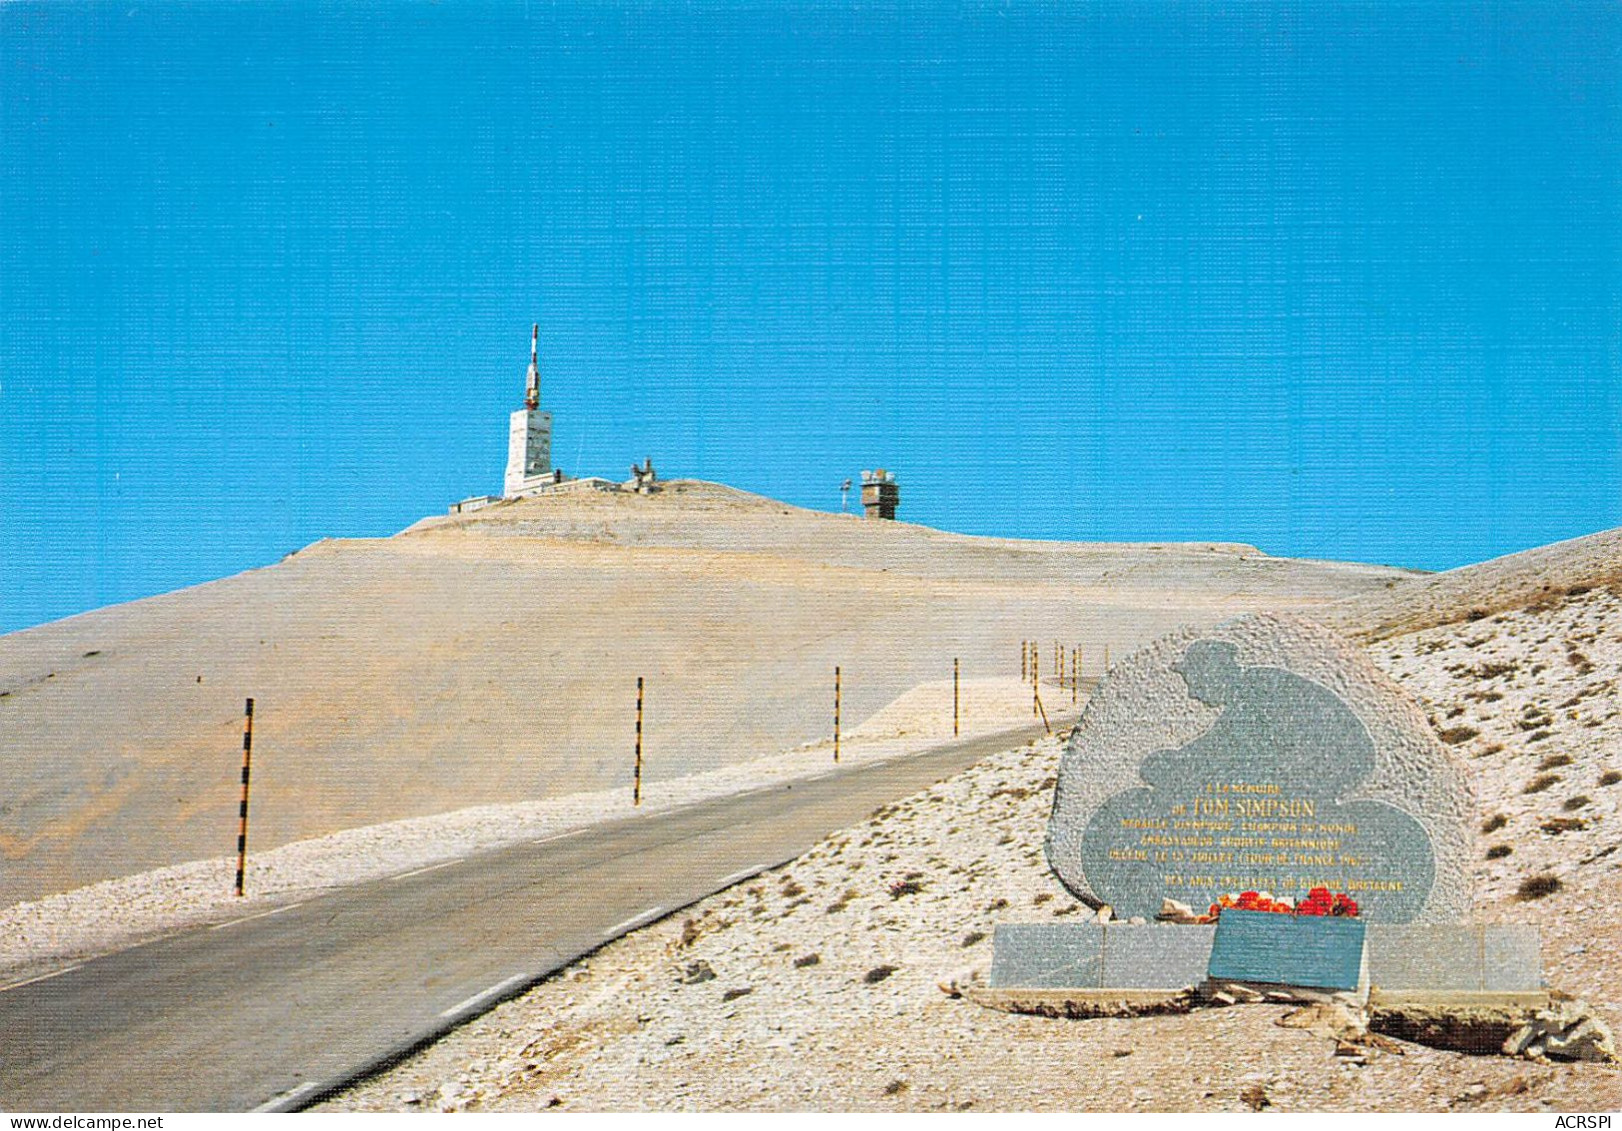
left=0, top=718, right=1071, bottom=1112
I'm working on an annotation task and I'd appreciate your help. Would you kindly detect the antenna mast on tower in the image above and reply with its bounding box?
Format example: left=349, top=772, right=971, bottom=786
left=525, top=323, right=540, bottom=410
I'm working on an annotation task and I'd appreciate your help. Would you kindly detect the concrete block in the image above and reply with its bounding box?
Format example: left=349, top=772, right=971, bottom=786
left=1101, top=922, right=1216, bottom=989
left=1366, top=923, right=1541, bottom=993
left=988, top=922, right=1214, bottom=990
left=988, top=923, right=1104, bottom=989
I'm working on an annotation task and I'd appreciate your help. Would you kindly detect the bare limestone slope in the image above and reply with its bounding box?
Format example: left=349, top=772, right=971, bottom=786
left=323, top=524, right=1622, bottom=1114
left=0, top=482, right=1404, bottom=907
left=1320, top=524, right=1622, bottom=642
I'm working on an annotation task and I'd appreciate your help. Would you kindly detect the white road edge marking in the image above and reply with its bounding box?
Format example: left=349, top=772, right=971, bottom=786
left=391, top=857, right=464, bottom=881
left=0, top=963, right=83, bottom=993
left=252, top=1080, right=322, bottom=1112
left=718, top=866, right=771, bottom=887
left=531, top=829, right=587, bottom=846
left=605, top=906, right=665, bottom=937
left=209, top=901, right=305, bottom=930
left=439, top=973, right=530, bottom=1019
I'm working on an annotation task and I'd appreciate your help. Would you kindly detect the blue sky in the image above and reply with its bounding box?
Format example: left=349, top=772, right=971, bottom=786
left=2, top=1, right=1619, bottom=633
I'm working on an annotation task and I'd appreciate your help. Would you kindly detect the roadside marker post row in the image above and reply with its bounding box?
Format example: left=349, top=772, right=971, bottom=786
left=235, top=698, right=254, bottom=897
left=228, top=643, right=1105, bottom=897
left=833, top=665, right=842, bottom=764
left=633, top=676, right=644, bottom=807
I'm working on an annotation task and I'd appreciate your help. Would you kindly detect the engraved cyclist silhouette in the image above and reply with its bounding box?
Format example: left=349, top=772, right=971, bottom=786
left=1080, top=640, right=1434, bottom=922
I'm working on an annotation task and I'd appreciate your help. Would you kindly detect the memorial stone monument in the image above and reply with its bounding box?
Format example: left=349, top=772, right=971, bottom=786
left=989, top=613, right=1542, bottom=1001
left=1046, top=612, right=1474, bottom=923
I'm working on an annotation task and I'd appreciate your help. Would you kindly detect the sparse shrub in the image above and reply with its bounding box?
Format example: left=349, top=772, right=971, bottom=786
left=1600, top=770, right=1621, bottom=787
left=1540, top=817, right=1586, bottom=835
left=987, top=898, right=1009, bottom=911
left=1537, top=753, right=1574, bottom=771
left=794, top=953, right=821, bottom=968
left=1438, top=726, right=1479, bottom=745
left=888, top=878, right=924, bottom=900
left=680, top=918, right=702, bottom=947
left=1567, top=584, right=1592, bottom=597
left=1478, top=743, right=1505, bottom=757
left=1525, top=774, right=1560, bottom=793
left=1563, top=795, right=1591, bottom=811
left=1515, top=874, right=1562, bottom=901
left=961, top=930, right=986, bottom=948
left=1481, top=813, right=1508, bottom=834
left=1240, top=1084, right=1271, bottom=1112
left=1033, top=892, right=1053, bottom=905
left=1526, top=730, right=1552, bottom=743
left=864, top=964, right=897, bottom=984
left=883, top=1080, right=908, bottom=1096
left=1476, top=660, right=1518, bottom=679
left=781, top=881, right=804, bottom=898
left=1486, top=845, right=1512, bottom=859
left=1466, top=608, right=1489, bottom=621
left=826, top=886, right=858, bottom=914
left=720, top=986, right=753, bottom=1002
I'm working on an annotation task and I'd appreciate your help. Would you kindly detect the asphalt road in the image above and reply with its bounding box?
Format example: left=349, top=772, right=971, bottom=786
left=0, top=718, right=1070, bottom=1112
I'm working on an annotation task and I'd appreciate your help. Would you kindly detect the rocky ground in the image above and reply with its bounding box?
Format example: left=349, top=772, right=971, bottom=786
left=320, top=581, right=1622, bottom=1113
left=1366, top=584, right=1622, bottom=1003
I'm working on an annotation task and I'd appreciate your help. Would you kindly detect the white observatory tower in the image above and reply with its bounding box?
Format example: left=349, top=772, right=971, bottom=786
left=504, top=324, right=554, bottom=497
